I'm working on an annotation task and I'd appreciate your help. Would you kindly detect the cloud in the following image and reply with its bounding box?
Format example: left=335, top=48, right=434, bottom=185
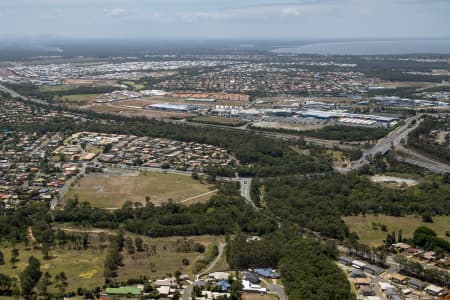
left=107, top=8, right=128, bottom=17
left=280, top=6, right=304, bottom=16
left=0, top=0, right=449, bottom=39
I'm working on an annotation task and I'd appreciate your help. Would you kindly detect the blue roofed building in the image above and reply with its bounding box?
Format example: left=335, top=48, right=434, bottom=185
left=216, top=280, right=231, bottom=291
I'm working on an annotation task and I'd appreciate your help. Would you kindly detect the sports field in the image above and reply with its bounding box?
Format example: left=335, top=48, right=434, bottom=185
left=64, top=171, right=214, bottom=208
left=343, top=214, right=450, bottom=247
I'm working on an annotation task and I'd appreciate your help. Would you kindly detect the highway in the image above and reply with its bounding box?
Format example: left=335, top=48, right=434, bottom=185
left=395, top=146, right=450, bottom=174
left=343, top=115, right=423, bottom=172
left=0, top=83, right=48, bottom=105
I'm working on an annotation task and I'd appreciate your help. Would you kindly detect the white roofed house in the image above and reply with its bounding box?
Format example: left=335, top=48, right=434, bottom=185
left=154, top=277, right=178, bottom=288
left=208, top=272, right=230, bottom=281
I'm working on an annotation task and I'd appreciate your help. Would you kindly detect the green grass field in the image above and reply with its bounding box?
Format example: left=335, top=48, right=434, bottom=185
left=0, top=243, right=106, bottom=292
left=123, top=81, right=145, bottom=91
left=343, top=214, right=450, bottom=247
left=64, top=171, right=213, bottom=208
left=54, top=93, right=101, bottom=103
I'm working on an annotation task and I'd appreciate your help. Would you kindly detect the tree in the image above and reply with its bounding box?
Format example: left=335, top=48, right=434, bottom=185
left=41, top=243, right=51, bottom=260
left=145, top=196, right=152, bottom=207
left=20, top=256, right=42, bottom=299
left=37, top=272, right=51, bottom=297
left=125, top=237, right=135, bottom=254
left=175, top=270, right=182, bottom=283
left=182, top=258, right=190, bottom=266
left=0, top=250, right=4, bottom=265
left=173, top=289, right=181, bottom=300
left=135, top=237, right=144, bottom=252
left=82, top=233, right=89, bottom=249
left=10, top=248, right=19, bottom=268
left=55, top=272, right=68, bottom=296
left=0, top=273, right=13, bottom=294
left=422, top=213, right=433, bottom=223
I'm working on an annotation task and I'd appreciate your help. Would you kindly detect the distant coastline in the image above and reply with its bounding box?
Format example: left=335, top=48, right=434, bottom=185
left=272, top=39, right=450, bottom=55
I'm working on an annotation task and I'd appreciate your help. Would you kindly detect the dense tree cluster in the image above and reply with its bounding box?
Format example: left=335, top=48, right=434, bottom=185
left=408, top=116, right=450, bottom=164
left=249, top=124, right=388, bottom=142
left=20, top=256, right=42, bottom=299
left=412, top=227, right=450, bottom=253
left=263, top=173, right=450, bottom=240
left=104, top=232, right=124, bottom=282
left=304, top=125, right=389, bottom=142
left=227, top=230, right=355, bottom=300
left=351, top=57, right=450, bottom=83
left=5, top=83, right=116, bottom=100
left=0, top=273, right=15, bottom=296
left=55, top=194, right=277, bottom=237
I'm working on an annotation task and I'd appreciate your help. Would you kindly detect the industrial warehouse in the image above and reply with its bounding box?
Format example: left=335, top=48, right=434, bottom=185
left=211, top=106, right=399, bottom=128
left=146, top=103, right=198, bottom=112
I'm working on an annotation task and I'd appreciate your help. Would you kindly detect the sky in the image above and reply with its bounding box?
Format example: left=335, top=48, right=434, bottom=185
left=0, top=0, right=449, bottom=40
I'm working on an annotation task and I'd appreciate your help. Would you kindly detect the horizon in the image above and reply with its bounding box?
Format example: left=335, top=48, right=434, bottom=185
left=1, top=0, right=450, bottom=39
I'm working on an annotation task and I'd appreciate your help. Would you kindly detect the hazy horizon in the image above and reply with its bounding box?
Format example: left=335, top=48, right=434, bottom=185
left=1, top=0, right=449, bottom=40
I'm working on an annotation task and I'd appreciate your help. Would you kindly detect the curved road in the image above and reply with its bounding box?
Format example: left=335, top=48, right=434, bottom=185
left=183, top=242, right=226, bottom=300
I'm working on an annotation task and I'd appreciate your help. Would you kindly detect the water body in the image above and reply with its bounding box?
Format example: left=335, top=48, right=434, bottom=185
left=273, top=39, right=450, bottom=55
